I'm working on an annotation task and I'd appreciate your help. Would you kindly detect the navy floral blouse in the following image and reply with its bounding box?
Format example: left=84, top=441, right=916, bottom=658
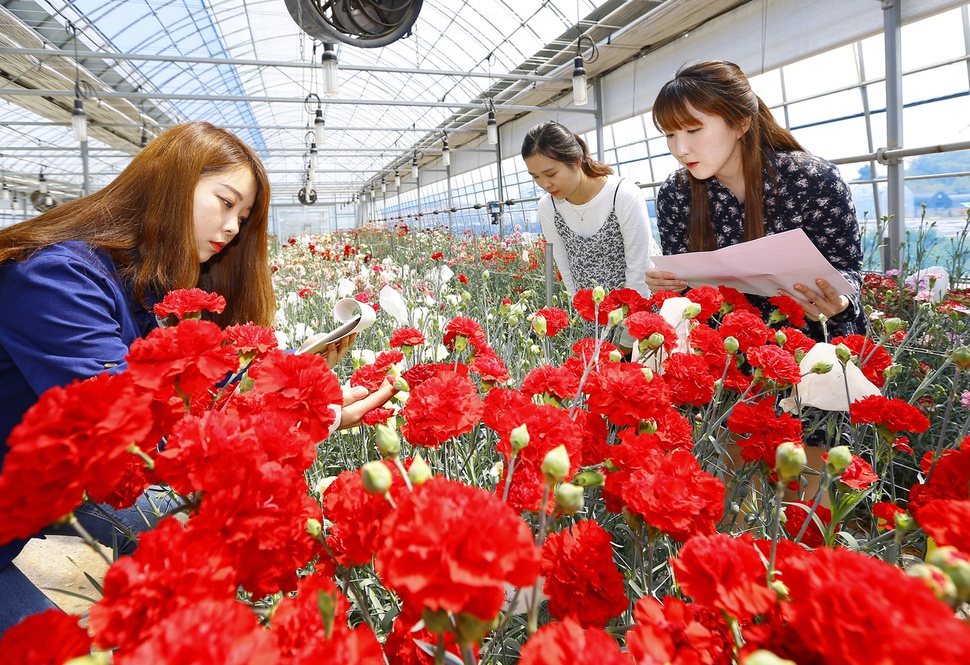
left=656, top=150, right=868, bottom=340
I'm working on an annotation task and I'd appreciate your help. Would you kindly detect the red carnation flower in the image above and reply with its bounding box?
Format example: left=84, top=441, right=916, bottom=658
left=685, top=284, right=725, bottom=321
left=718, top=311, right=770, bottom=354
left=783, top=500, right=832, bottom=548
left=522, top=364, right=580, bottom=402
left=625, top=311, right=679, bottom=350
left=585, top=362, right=670, bottom=428
left=470, top=351, right=511, bottom=385
left=376, top=477, right=540, bottom=622
left=627, top=596, right=732, bottom=665
left=871, top=501, right=906, bottom=531
left=571, top=338, right=618, bottom=365
left=533, top=307, right=571, bottom=336
left=323, top=463, right=407, bottom=567
left=374, top=350, right=405, bottom=370
left=603, top=287, right=649, bottom=315
left=662, top=352, right=717, bottom=407
left=443, top=316, right=487, bottom=352
left=834, top=454, right=879, bottom=490
left=224, top=323, right=279, bottom=358
left=830, top=334, right=892, bottom=388
left=153, top=287, right=226, bottom=320
left=350, top=363, right=390, bottom=391
left=0, top=609, right=91, bottom=664
left=390, top=327, right=427, bottom=348
left=400, top=370, right=483, bottom=448
left=726, top=397, right=803, bottom=466
left=911, top=499, right=970, bottom=553
left=910, top=437, right=970, bottom=511
left=361, top=407, right=395, bottom=426
left=776, top=325, right=816, bottom=355
left=746, top=344, right=802, bottom=387
left=768, top=294, right=807, bottom=328
left=541, top=520, right=627, bottom=628
left=572, top=289, right=608, bottom=324
left=401, top=362, right=469, bottom=389
left=518, top=618, right=628, bottom=665
left=717, top=285, right=759, bottom=316
left=672, top=533, right=777, bottom=621
left=622, top=451, right=726, bottom=542
left=850, top=395, right=931, bottom=437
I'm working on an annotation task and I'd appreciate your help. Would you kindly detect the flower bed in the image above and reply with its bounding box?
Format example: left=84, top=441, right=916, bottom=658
left=1, top=226, right=969, bottom=664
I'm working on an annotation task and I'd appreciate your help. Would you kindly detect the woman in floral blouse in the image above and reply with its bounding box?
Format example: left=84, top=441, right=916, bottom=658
left=645, top=60, right=866, bottom=341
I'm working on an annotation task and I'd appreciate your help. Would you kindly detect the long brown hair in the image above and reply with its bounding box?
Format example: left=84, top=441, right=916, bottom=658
left=521, top=120, right=613, bottom=178
left=0, top=121, right=275, bottom=327
left=652, top=60, right=804, bottom=252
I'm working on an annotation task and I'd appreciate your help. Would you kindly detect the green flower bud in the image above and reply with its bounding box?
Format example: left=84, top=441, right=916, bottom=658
left=455, top=612, right=500, bottom=647
left=510, top=423, right=530, bottom=451
left=554, top=483, right=585, bottom=515
left=809, top=360, right=833, bottom=375
left=499, top=300, right=511, bottom=316
left=927, top=546, right=970, bottom=602
left=647, top=332, right=666, bottom=350
left=392, top=376, right=410, bottom=392
left=895, top=512, right=916, bottom=532
left=306, top=518, right=323, bottom=540
left=608, top=307, right=624, bottom=326
left=774, top=330, right=787, bottom=347
left=375, top=424, right=401, bottom=457
left=794, top=348, right=806, bottom=364
left=422, top=608, right=452, bottom=635
left=768, top=578, right=791, bottom=601
left=640, top=367, right=654, bottom=382
left=482, top=269, right=490, bottom=280
left=638, top=420, right=657, bottom=435
left=682, top=302, right=702, bottom=319
left=908, top=563, right=958, bottom=607
left=742, top=650, right=797, bottom=665
left=572, top=470, right=606, bottom=488
left=825, top=445, right=853, bottom=475
left=592, top=285, right=606, bottom=304
left=835, top=342, right=852, bottom=364
left=775, top=441, right=807, bottom=482
left=952, top=345, right=970, bottom=370
left=508, top=314, right=520, bottom=326
left=541, top=444, right=571, bottom=485
left=531, top=314, right=548, bottom=336
left=461, top=290, right=471, bottom=303
left=408, top=453, right=432, bottom=485
left=608, top=349, right=623, bottom=362
left=818, top=313, right=828, bottom=325
left=724, top=336, right=740, bottom=355
left=883, top=317, right=905, bottom=334
left=361, top=460, right=392, bottom=496
left=454, top=335, right=469, bottom=353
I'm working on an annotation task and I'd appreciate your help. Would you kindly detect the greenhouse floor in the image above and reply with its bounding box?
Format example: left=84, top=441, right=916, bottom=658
left=13, top=535, right=109, bottom=620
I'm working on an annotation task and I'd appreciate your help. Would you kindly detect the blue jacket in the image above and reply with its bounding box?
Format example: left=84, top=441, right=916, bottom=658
left=0, top=241, right=158, bottom=566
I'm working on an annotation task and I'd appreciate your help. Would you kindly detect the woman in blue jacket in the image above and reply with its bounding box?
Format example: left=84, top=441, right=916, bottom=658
left=0, top=121, right=384, bottom=632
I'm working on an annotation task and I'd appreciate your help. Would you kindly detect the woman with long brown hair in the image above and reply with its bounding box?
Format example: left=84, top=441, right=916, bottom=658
left=0, top=121, right=385, bottom=633
left=645, top=60, right=866, bottom=340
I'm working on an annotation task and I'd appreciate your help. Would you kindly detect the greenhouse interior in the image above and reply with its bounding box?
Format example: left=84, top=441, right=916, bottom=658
left=1, top=0, right=970, bottom=663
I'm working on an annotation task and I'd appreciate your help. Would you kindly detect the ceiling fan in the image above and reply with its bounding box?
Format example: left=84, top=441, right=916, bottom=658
left=285, top=0, right=424, bottom=48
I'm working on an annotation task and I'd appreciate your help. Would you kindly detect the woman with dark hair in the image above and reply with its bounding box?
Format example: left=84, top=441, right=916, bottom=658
left=521, top=120, right=653, bottom=302
left=0, top=121, right=389, bottom=632
left=645, top=60, right=866, bottom=340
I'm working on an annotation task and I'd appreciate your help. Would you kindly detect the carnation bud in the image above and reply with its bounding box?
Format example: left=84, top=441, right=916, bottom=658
left=541, top=445, right=571, bottom=485
left=554, top=483, right=585, bottom=515
left=455, top=612, right=500, bottom=647
left=883, top=317, right=905, bottom=333
left=894, top=511, right=916, bottom=532
left=454, top=335, right=469, bottom=353
left=775, top=441, right=807, bottom=482
left=927, top=546, right=970, bottom=602
left=64, top=657, right=111, bottom=665
left=809, top=360, right=833, bottom=375
left=682, top=302, right=702, bottom=319
left=817, top=313, right=828, bottom=325
left=952, top=345, right=970, bottom=370
left=510, top=423, right=530, bottom=451
left=306, top=518, right=323, bottom=540
left=774, top=330, right=787, bottom=346
left=361, top=461, right=392, bottom=496
left=768, top=578, right=790, bottom=601
left=907, top=563, right=958, bottom=606
left=640, top=367, right=654, bottom=382
left=531, top=314, right=547, bottom=336
left=375, top=424, right=401, bottom=457
left=508, top=314, right=520, bottom=326
left=461, top=290, right=471, bottom=303
left=608, top=307, right=624, bottom=326
left=646, top=332, right=666, bottom=350
left=742, top=651, right=797, bottom=665
left=592, top=285, right=606, bottom=304
left=408, top=453, right=432, bottom=485
left=793, top=348, right=806, bottom=364
left=724, top=336, right=740, bottom=355
left=608, top=349, right=623, bottom=362
left=530, top=344, right=541, bottom=355
left=638, top=419, right=657, bottom=435
left=482, top=269, right=490, bottom=280
left=572, top=470, right=606, bottom=488
left=500, top=300, right=511, bottom=316
left=622, top=507, right=645, bottom=532
left=825, top=445, right=853, bottom=475
left=835, top=342, right=851, bottom=363
left=422, top=608, right=453, bottom=634
left=392, top=376, right=410, bottom=392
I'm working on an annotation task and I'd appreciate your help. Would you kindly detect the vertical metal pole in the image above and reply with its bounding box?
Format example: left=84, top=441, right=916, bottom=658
left=494, top=127, right=505, bottom=238
left=882, top=0, right=905, bottom=271
left=80, top=140, right=90, bottom=196
left=446, top=164, right=454, bottom=236
left=594, top=78, right=605, bottom=164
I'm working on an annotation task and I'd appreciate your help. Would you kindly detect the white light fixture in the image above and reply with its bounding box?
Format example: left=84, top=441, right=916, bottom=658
left=394, top=172, right=401, bottom=188
left=441, top=134, right=451, bottom=167
left=411, top=154, right=419, bottom=178
left=314, top=107, right=325, bottom=146
left=572, top=56, right=588, bottom=106
left=309, top=142, right=319, bottom=174
left=486, top=110, right=498, bottom=145
left=381, top=181, right=386, bottom=194
left=39, top=171, right=49, bottom=194
left=71, top=96, right=88, bottom=142
left=140, top=124, right=148, bottom=148
left=321, top=43, right=339, bottom=96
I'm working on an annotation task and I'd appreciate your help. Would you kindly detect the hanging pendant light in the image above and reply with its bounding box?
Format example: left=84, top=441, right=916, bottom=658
left=321, top=43, right=339, bottom=96
left=411, top=153, right=419, bottom=178
left=71, top=96, right=88, bottom=141
left=314, top=107, right=325, bottom=146
left=39, top=171, right=49, bottom=194
left=394, top=172, right=401, bottom=188
left=486, top=110, right=497, bottom=145
left=441, top=133, right=451, bottom=167
left=572, top=56, right=588, bottom=106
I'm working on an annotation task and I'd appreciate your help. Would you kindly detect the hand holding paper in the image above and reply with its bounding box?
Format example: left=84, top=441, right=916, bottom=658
left=650, top=229, right=856, bottom=301
left=296, top=297, right=377, bottom=357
